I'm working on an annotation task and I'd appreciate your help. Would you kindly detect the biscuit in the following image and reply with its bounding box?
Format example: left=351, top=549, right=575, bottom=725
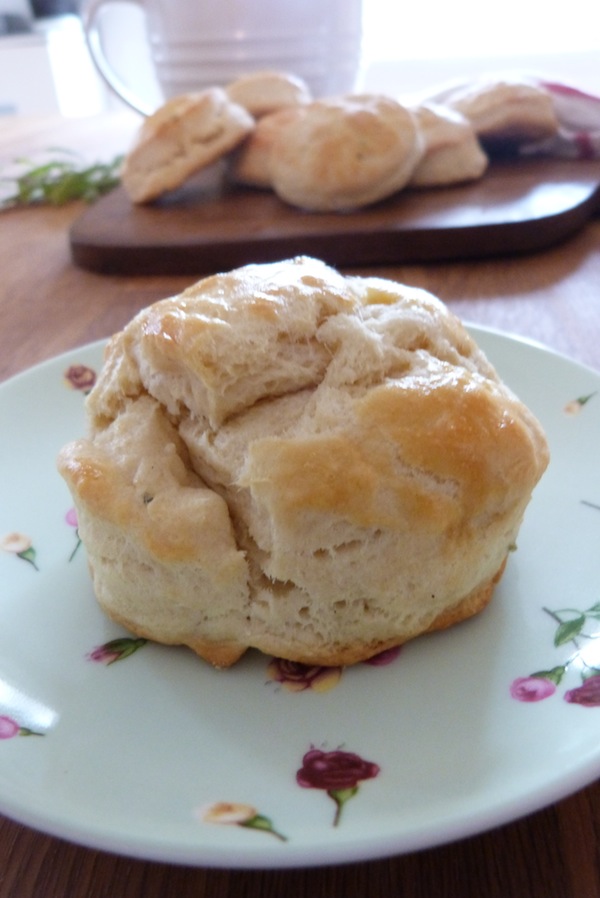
left=440, top=77, right=559, bottom=150
left=121, top=87, right=255, bottom=204
left=228, top=106, right=303, bottom=189
left=409, top=103, right=489, bottom=187
left=58, top=256, right=549, bottom=668
left=268, top=94, right=424, bottom=210
left=225, top=69, right=312, bottom=118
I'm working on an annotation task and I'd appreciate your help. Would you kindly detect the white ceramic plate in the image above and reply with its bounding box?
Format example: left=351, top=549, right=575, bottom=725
left=1, top=328, right=600, bottom=869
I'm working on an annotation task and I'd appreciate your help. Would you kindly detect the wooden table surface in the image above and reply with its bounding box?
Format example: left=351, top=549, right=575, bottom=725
left=1, top=113, right=600, bottom=898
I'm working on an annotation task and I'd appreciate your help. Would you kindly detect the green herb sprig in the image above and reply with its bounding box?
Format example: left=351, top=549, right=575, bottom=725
left=1, top=148, right=123, bottom=208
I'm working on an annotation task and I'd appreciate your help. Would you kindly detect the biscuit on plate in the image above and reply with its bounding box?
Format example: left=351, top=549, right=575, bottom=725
left=409, top=103, right=489, bottom=187
left=225, top=70, right=312, bottom=118
left=268, top=94, right=424, bottom=211
left=121, top=87, right=254, bottom=204
left=58, top=256, right=549, bottom=669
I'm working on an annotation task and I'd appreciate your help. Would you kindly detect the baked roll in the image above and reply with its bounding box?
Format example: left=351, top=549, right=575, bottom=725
left=121, top=88, right=254, bottom=204
left=58, top=257, right=549, bottom=668
left=439, top=77, right=559, bottom=152
left=228, top=106, right=303, bottom=189
left=225, top=70, right=312, bottom=118
left=409, top=102, right=489, bottom=187
left=267, top=94, right=424, bottom=210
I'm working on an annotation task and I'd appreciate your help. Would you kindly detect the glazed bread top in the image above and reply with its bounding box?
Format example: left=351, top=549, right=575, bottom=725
left=85, top=256, right=547, bottom=543
left=58, top=257, right=549, bottom=666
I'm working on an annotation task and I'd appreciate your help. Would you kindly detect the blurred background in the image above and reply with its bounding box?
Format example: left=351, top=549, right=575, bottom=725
left=1, top=0, right=599, bottom=117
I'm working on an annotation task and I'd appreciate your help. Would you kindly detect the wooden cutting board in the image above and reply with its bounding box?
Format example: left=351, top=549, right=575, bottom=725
left=69, top=156, right=600, bottom=276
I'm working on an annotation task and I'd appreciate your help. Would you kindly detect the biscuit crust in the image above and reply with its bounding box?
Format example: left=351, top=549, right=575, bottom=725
left=409, top=103, right=489, bottom=187
left=442, top=78, right=559, bottom=149
left=225, top=70, right=311, bottom=117
left=58, top=257, right=549, bottom=668
left=268, top=95, right=424, bottom=210
left=121, top=88, right=254, bottom=204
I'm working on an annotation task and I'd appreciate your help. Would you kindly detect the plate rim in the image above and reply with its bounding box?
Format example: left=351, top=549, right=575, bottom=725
left=1, top=326, right=599, bottom=868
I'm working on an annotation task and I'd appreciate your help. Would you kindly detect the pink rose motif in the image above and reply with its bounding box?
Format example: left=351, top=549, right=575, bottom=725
left=297, top=748, right=380, bottom=790
left=87, top=637, right=147, bottom=665
left=0, top=715, right=43, bottom=738
left=0, top=716, right=20, bottom=739
left=88, top=645, right=121, bottom=665
left=564, top=675, right=600, bottom=707
left=65, top=508, right=82, bottom=561
left=64, top=364, right=96, bottom=393
left=510, top=676, right=556, bottom=702
left=363, top=646, right=402, bottom=666
left=267, top=658, right=342, bottom=693
left=296, top=748, right=380, bottom=826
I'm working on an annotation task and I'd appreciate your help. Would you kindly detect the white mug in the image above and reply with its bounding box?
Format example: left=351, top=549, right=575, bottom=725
left=80, top=0, right=364, bottom=117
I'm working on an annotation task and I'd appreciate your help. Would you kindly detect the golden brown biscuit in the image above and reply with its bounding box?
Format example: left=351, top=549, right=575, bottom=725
left=225, top=69, right=312, bottom=118
left=228, top=106, right=304, bottom=189
left=268, top=94, right=424, bottom=211
left=441, top=77, right=559, bottom=150
left=409, top=102, right=489, bottom=187
left=121, top=88, right=254, bottom=204
left=58, top=257, right=549, bottom=669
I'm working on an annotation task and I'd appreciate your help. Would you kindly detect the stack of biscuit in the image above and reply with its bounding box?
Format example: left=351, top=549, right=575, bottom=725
left=120, top=71, right=560, bottom=212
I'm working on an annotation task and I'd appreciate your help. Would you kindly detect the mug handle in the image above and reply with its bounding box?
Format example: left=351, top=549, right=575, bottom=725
left=80, top=0, right=153, bottom=116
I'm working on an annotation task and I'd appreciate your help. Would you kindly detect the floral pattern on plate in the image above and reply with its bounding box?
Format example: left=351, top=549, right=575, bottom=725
left=1, top=334, right=600, bottom=865
left=0, top=532, right=39, bottom=570
left=0, top=716, right=44, bottom=738
left=563, top=391, right=596, bottom=415
left=296, top=747, right=380, bottom=827
left=199, top=802, right=288, bottom=842
left=63, top=363, right=96, bottom=394
left=87, top=637, right=148, bottom=666
left=266, top=658, right=343, bottom=693
left=198, top=747, right=381, bottom=842
left=65, top=507, right=82, bottom=561
left=266, top=647, right=402, bottom=693
left=511, top=601, right=600, bottom=706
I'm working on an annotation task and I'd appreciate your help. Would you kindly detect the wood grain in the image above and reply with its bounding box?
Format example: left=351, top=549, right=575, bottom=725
left=69, top=157, right=600, bottom=275
left=1, top=791, right=600, bottom=898
left=1, top=113, right=600, bottom=898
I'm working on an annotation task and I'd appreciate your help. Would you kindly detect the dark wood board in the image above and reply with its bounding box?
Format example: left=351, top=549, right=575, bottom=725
left=69, top=157, right=600, bottom=276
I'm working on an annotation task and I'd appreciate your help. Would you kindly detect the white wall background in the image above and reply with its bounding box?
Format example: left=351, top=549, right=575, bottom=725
left=2, top=0, right=599, bottom=116
left=362, top=0, right=600, bottom=96
left=363, top=0, right=600, bottom=60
